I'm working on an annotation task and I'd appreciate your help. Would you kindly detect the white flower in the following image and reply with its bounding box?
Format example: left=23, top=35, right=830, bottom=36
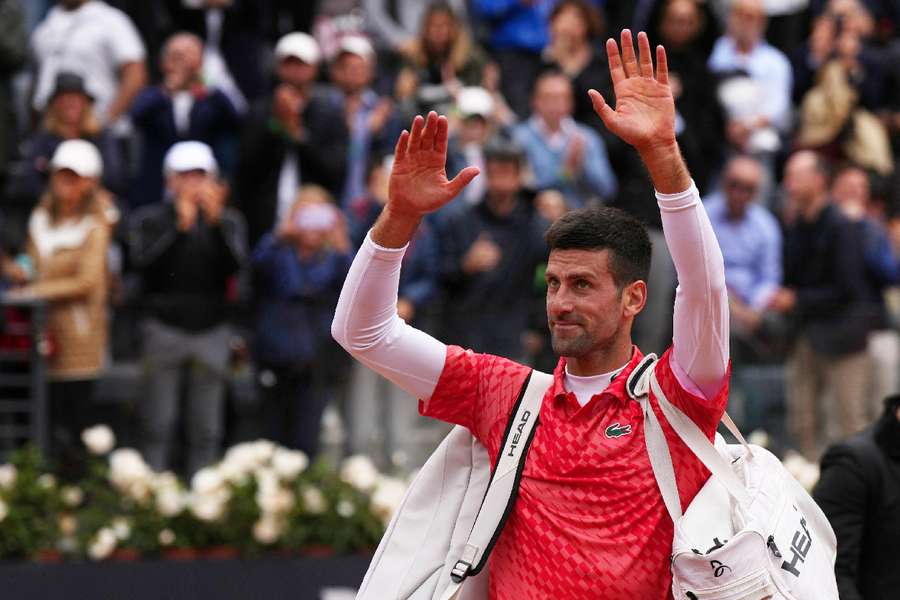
left=256, top=486, right=295, bottom=516
left=370, top=477, right=407, bottom=525
left=112, top=517, right=131, bottom=541
left=150, top=471, right=178, bottom=493
left=271, top=448, right=309, bottom=481
left=189, top=488, right=230, bottom=522
left=783, top=451, right=821, bottom=492
left=255, top=467, right=279, bottom=495
left=126, top=480, right=152, bottom=503
left=191, top=467, right=225, bottom=495
left=109, top=449, right=151, bottom=491
left=61, top=486, right=83, bottom=508
left=87, top=527, right=117, bottom=561
left=336, top=499, right=356, bottom=518
left=156, top=486, right=186, bottom=517
left=252, top=515, right=284, bottom=545
left=0, top=464, right=17, bottom=490
left=301, top=486, right=326, bottom=515
left=81, top=425, right=116, bottom=455
left=59, top=514, right=78, bottom=536
left=0, top=498, right=8, bottom=523
left=37, top=474, right=56, bottom=490
left=747, top=429, right=770, bottom=448
left=339, top=455, right=379, bottom=491
left=249, top=440, right=276, bottom=464
left=158, top=529, right=175, bottom=546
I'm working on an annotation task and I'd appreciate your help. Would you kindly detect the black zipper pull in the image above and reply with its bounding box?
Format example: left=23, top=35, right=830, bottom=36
left=767, top=535, right=782, bottom=558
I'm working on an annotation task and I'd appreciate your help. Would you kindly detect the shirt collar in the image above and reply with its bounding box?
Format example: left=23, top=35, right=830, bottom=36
left=551, top=346, right=644, bottom=415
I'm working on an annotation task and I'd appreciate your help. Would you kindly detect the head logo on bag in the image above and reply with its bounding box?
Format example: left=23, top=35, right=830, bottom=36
left=605, top=423, right=632, bottom=438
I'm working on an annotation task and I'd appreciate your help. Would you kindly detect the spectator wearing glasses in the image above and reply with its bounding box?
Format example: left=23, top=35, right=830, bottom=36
left=704, top=154, right=784, bottom=434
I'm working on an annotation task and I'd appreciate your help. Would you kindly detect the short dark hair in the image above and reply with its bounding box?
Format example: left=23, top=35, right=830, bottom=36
left=550, top=0, right=606, bottom=39
left=545, top=206, right=652, bottom=287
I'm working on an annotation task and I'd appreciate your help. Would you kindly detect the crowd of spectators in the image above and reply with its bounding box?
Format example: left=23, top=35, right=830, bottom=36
left=1, top=0, right=900, bottom=487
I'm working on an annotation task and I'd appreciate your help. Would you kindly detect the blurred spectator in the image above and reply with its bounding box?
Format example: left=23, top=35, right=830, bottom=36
left=16, top=73, right=126, bottom=202
left=473, top=0, right=571, bottom=118
left=252, top=186, right=351, bottom=457
left=4, top=140, right=113, bottom=471
left=164, top=0, right=271, bottom=111
left=657, top=0, right=726, bottom=188
left=363, top=0, right=469, bottom=54
left=130, top=32, right=241, bottom=208
left=512, top=70, right=616, bottom=208
left=394, top=2, right=487, bottom=115
left=129, top=141, right=247, bottom=474
left=708, top=0, right=792, bottom=163
left=795, top=59, right=893, bottom=177
left=770, top=151, right=871, bottom=458
left=235, top=32, right=348, bottom=247
left=813, top=394, right=900, bottom=600
left=446, top=86, right=499, bottom=208
left=438, top=139, right=548, bottom=359
left=0, top=0, right=26, bottom=189
left=644, top=0, right=722, bottom=56
left=31, top=0, right=147, bottom=127
left=831, top=165, right=900, bottom=418
left=540, top=0, right=611, bottom=133
left=327, top=36, right=399, bottom=207
left=705, top=155, right=784, bottom=433
left=706, top=155, right=782, bottom=341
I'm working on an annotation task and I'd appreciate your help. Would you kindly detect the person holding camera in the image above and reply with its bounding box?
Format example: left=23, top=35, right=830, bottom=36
left=128, top=140, right=247, bottom=474
left=251, top=185, right=351, bottom=457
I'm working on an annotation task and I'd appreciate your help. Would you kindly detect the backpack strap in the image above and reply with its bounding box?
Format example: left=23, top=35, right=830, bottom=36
left=444, top=369, right=553, bottom=593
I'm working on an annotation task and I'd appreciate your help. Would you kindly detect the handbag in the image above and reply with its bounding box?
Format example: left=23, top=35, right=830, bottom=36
left=356, top=370, right=553, bottom=600
left=630, top=355, right=839, bottom=600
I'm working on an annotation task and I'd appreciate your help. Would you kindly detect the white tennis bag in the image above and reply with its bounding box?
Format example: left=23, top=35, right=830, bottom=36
left=631, top=356, right=839, bottom=600
left=356, top=370, right=553, bottom=600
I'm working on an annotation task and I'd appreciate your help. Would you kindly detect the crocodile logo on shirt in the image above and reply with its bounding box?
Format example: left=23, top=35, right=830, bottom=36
left=605, top=422, right=633, bottom=438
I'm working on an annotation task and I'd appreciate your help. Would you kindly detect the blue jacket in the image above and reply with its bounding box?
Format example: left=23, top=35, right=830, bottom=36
left=130, top=85, right=241, bottom=207
left=251, top=234, right=351, bottom=365
left=473, top=0, right=555, bottom=52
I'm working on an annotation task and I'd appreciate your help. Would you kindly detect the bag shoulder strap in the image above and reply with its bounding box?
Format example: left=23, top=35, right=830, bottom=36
left=648, top=369, right=753, bottom=514
left=447, top=369, right=553, bottom=587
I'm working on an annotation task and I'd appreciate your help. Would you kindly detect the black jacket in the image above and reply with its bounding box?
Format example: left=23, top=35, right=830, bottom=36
left=234, top=91, right=348, bottom=247
left=813, top=396, right=900, bottom=600
left=782, top=202, right=873, bottom=355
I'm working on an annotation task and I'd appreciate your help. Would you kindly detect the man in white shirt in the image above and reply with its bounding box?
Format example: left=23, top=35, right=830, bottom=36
left=31, top=0, right=147, bottom=126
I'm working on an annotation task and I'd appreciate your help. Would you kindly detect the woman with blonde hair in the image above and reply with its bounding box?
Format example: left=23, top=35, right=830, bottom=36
left=18, top=72, right=125, bottom=201
left=5, top=140, right=113, bottom=471
left=395, top=2, right=487, bottom=114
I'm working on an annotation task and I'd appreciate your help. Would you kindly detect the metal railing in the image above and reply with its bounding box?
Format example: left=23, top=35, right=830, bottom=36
left=0, top=297, right=49, bottom=459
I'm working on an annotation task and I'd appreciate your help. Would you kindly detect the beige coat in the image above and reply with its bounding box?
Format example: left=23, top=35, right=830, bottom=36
left=23, top=201, right=111, bottom=380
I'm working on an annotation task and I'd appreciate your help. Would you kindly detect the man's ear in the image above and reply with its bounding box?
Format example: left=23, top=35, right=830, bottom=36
left=621, top=280, right=647, bottom=319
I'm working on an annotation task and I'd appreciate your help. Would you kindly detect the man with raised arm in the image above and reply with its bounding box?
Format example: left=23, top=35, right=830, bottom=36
left=333, top=30, right=729, bottom=599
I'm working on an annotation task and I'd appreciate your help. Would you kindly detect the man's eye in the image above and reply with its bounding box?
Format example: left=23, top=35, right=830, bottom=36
left=547, top=278, right=559, bottom=288
left=575, top=280, right=590, bottom=289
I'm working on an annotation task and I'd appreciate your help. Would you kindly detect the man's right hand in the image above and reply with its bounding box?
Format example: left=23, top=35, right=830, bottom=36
left=388, top=111, right=480, bottom=219
left=372, top=112, right=479, bottom=248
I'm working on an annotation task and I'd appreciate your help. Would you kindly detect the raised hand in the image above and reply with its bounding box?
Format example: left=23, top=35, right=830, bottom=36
left=588, top=30, right=676, bottom=153
left=388, top=111, right=480, bottom=218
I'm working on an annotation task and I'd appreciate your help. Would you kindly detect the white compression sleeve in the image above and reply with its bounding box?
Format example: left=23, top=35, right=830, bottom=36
left=331, top=232, right=447, bottom=400
left=657, top=182, right=730, bottom=400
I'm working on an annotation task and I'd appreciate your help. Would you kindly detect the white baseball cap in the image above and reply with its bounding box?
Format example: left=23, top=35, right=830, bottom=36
left=163, top=141, right=219, bottom=176
left=275, top=32, right=321, bottom=65
left=457, top=87, right=494, bottom=119
left=50, top=139, right=103, bottom=178
left=337, top=35, right=374, bottom=60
